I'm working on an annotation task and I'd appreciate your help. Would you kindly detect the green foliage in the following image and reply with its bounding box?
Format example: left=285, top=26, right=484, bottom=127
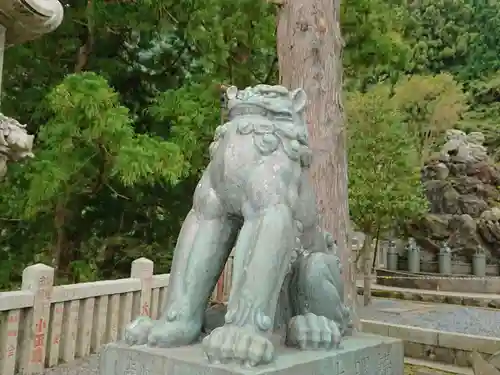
left=342, top=0, right=410, bottom=87
left=2, top=0, right=500, bottom=289
left=148, top=83, right=221, bottom=174
left=14, top=72, right=186, bottom=218
left=401, top=0, right=500, bottom=80
left=347, top=84, right=428, bottom=235
left=391, top=73, right=467, bottom=163
left=459, top=72, right=500, bottom=160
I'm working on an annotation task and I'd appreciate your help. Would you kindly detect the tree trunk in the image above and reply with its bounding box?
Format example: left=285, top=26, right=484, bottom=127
left=276, top=0, right=356, bottom=326
left=362, top=234, right=373, bottom=306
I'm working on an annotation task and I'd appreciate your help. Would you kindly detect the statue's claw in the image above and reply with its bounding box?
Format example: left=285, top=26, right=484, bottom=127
left=202, top=325, right=274, bottom=367
left=124, top=316, right=154, bottom=346
left=286, top=313, right=341, bottom=350
left=147, top=319, right=201, bottom=348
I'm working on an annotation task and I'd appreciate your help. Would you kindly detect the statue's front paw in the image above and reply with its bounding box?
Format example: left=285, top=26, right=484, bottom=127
left=286, top=313, right=341, bottom=350
left=202, top=325, right=274, bottom=366
left=124, top=316, right=154, bottom=346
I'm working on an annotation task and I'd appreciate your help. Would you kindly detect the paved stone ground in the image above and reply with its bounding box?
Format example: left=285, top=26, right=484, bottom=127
left=358, top=297, right=500, bottom=337
left=43, top=297, right=500, bottom=375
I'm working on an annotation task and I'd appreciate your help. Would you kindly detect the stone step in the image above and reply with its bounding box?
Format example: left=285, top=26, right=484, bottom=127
left=356, top=282, right=500, bottom=308
left=404, top=357, right=472, bottom=375
left=361, top=319, right=500, bottom=369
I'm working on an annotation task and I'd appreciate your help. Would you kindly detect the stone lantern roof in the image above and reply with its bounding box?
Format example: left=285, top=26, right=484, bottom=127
left=0, top=0, right=64, bottom=46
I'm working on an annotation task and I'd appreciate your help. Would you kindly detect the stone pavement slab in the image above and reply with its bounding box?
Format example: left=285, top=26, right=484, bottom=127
left=358, top=297, right=500, bottom=338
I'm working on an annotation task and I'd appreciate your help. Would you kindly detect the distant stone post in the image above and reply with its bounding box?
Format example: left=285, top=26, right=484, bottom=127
left=386, top=240, right=399, bottom=271
left=438, top=242, right=452, bottom=275
left=472, top=249, right=486, bottom=277
left=407, top=237, right=421, bottom=273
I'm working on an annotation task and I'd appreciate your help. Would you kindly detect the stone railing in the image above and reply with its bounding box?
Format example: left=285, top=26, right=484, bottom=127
left=4, top=256, right=500, bottom=373
left=0, top=258, right=172, bottom=375
left=0, top=255, right=234, bottom=375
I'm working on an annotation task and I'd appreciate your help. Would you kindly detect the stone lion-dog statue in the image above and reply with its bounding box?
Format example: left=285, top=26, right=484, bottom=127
left=124, top=84, right=352, bottom=366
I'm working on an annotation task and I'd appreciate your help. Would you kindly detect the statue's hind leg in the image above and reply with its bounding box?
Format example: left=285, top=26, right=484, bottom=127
left=125, top=170, right=238, bottom=347
left=202, top=200, right=295, bottom=366
left=286, top=252, right=352, bottom=350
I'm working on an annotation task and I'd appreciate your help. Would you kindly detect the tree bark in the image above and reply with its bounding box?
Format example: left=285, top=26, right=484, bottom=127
left=276, top=0, right=357, bottom=327
left=362, top=234, right=373, bottom=306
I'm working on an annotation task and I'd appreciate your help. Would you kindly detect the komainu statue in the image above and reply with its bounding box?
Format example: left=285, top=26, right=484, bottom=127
left=125, top=84, right=352, bottom=366
left=0, top=114, right=34, bottom=178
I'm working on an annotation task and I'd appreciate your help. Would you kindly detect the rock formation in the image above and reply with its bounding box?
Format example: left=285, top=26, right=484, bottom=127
left=410, top=129, right=500, bottom=263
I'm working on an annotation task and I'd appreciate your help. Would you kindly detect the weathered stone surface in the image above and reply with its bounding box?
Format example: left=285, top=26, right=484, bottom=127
left=478, top=208, right=500, bottom=247
left=100, top=334, right=404, bottom=375
left=448, top=214, right=483, bottom=253
left=0, top=114, right=35, bottom=179
left=490, top=352, right=500, bottom=371
left=407, top=129, right=500, bottom=264
left=416, top=370, right=441, bottom=375
left=471, top=351, right=500, bottom=375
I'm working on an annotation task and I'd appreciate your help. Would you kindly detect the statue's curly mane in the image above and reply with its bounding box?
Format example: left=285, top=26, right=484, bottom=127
left=210, top=85, right=313, bottom=168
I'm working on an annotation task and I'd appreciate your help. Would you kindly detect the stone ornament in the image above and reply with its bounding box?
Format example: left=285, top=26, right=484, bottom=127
left=440, top=241, right=451, bottom=254
left=406, top=237, right=419, bottom=252
left=0, top=0, right=63, bottom=177
left=0, top=0, right=64, bottom=46
left=0, top=114, right=34, bottom=178
left=124, top=84, right=351, bottom=366
left=440, top=129, right=488, bottom=163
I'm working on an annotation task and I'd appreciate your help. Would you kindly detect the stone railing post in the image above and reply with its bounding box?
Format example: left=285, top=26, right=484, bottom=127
left=131, top=257, right=154, bottom=318
left=18, top=264, right=54, bottom=375
left=439, top=247, right=452, bottom=274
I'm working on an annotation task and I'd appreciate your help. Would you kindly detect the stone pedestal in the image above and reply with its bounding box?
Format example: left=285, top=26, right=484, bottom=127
left=99, top=333, right=403, bottom=375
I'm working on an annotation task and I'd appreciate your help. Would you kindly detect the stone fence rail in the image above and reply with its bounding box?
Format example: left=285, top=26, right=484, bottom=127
left=0, top=247, right=386, bottom=375
left=3, top=256, right=500, bottom=374
left=0, top=258, right=187, bottom=375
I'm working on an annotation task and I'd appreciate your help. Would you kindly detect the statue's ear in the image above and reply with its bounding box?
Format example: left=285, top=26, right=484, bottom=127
left=226, top=86, right=238, bottom=100
left=290, top=88, right=307, bottom=113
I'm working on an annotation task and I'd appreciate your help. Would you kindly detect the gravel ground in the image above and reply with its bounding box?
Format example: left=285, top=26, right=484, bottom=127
left=43, top=355, right=98, bottom=375
left=357, top=297, right=500, bottom=337
left=42, top=298, right=498, bottom=374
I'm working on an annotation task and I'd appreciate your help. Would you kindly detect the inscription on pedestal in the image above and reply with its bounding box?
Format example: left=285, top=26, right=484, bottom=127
left=355, top=355, right=369, bottom=375
left=334, top=360, right=346, bottom=375
left=100, top=335, right=403, bottom=375
left=377, top=351, right=392, bottom=375
left=122, top=353, right=152, bottom=375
